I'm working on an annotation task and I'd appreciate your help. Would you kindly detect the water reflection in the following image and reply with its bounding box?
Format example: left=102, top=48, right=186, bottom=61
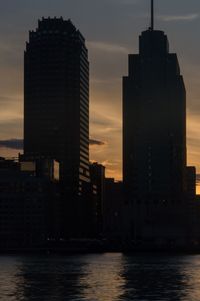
left=180, top=255, right=200, bottom=301
left=15, top=254, right=125, bottom=301
left=0, top=256, right=23, bottom=301
left=79, top=253, right=125, bottom=301
left=14, top=256, right=88, bottom=300
left=1, top=254, right=200, bottom=300
left=121, top=255, right=189, bottom=301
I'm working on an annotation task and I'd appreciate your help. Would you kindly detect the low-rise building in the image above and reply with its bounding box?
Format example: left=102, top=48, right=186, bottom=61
left=0, top=156, right=59, bottom=249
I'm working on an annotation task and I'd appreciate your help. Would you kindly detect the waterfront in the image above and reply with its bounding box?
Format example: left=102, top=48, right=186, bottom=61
left=0, top=253, right=200, bottom=300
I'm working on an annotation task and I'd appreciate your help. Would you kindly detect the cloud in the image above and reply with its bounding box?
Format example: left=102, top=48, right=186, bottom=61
left=87, top=41, right=129, bottom=54
left=89, top=138, right=105, bottom=146
left=159, top=14, right=199, bottom=22
left=101, top=160, right=119, bottom=167
left=0, top=138, right=106, bottom=150
left=0, top=138, right=23, bottom=150
left=0, top=118, right=23, bottom=140
left=91, top=78, right=121, bottom=85
left=110, top=0, right=138, bottom=5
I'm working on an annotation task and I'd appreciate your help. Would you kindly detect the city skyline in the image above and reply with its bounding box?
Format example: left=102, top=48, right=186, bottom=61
left=0, top=0, right=200, bottom=190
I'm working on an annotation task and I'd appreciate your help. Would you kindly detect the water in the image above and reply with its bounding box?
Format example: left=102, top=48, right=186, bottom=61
left=0, top=253, right=200, bottom=300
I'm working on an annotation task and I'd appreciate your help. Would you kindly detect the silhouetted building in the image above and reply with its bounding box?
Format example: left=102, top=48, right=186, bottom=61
left=194, top=195, right=200, bottom=241
left=104, top=178, right=124, bottom=240
left=186, top=166, right=196, bottom=199
left=90, top=162, right=105, bottom=236
left=123, top=28, right=186, bottom=204
left=185, top=167, right=200, bottom=240
left=24, top=17, right=90, bottom=237
left=123, top=24, right=196, bottom=244
left=0, top=156, right=59, bottom=249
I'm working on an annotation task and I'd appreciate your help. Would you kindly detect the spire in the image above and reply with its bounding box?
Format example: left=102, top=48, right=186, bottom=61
left=151, top=0, right=154, bottom=30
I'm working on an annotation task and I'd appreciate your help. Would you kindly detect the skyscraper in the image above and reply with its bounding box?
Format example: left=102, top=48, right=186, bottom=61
left=24, top=17, right=90, bottom=236
left=123, top=2, right=193, bottom=242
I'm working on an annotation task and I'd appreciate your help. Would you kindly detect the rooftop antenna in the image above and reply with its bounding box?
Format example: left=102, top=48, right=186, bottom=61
left=150, top=0, right=154, bottom=30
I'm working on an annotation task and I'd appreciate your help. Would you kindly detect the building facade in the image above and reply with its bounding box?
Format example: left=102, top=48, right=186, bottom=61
left=24, top=17, right=90, bottom=192
left=24, top=18, right=90, bottom=237
left=104, top=179, right=124, bottom=240
left=90, top=162, right=105, bottom=236
left=123, top=28, right=195, bottom=244
left=0, top=157, right=58, bottom=249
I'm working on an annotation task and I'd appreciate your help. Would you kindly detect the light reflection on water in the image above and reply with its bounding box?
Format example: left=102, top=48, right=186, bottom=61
left=1, top=254, right=200, bottom=300
left=79, top=253, right=125, bottom=301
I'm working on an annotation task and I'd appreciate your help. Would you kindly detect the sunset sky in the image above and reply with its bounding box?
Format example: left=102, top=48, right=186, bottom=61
left=1, top=0, right=200, bottom=188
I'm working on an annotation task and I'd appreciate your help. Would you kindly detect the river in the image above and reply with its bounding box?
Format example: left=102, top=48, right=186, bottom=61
left=0, top=253, right=200, bottom=300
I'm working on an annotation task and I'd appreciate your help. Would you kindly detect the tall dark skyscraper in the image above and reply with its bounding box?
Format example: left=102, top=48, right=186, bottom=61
left=123, top=27, right=186, bottom=201
left=24, top=18, right=90, bottom=236
left=123, top=2, right=194, bottom=242
left=24, top=17, right=90, bottom=190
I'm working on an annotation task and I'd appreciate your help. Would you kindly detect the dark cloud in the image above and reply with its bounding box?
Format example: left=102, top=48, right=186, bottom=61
left=0, top=139, right=23, bottom=150
left=89, top=138, right=105, bottom=146
left=0, top=138, right=105, bottom=149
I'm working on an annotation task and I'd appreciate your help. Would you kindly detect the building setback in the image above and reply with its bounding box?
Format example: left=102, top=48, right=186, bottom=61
left=24, top=18, right=90, bottom=237
left=123, top=25, right=196, bottom=243
left=123, top=28, right=186, bottom=202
